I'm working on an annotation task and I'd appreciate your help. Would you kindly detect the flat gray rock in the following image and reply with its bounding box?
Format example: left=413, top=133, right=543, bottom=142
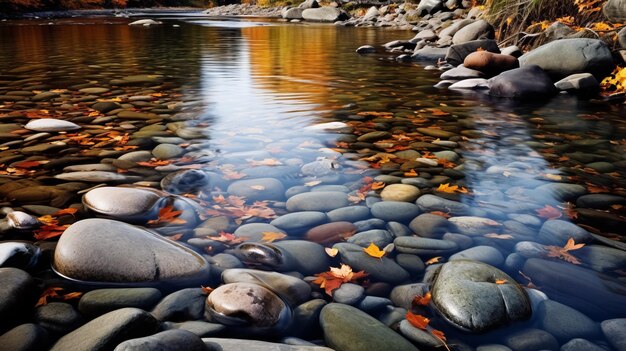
left=53, top=218, right=210, bottom=284
left=50, top=308, right=159, bottom=351
left=24, top=118, right=80, bottom=132
left=222, top=268, right=311, bottom=306
left=203, top=338, right=333, bottom=350
left=431, top=260, right=531, bottom=332
left=115, top=330, right=209, bottom=351
left=83, top=186, right=163, bottom=221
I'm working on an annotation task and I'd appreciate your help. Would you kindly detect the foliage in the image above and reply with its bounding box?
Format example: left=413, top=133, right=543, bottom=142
left=313, top=264, right=368, bottom=296
left=545, top=237, right=585, bottom=264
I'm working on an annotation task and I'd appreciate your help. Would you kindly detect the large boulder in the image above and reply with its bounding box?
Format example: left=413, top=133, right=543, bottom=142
left=282, top=7, right=304, bottom=20
left=488, top=65, right=558, bottom=99
left=430, top=260, right=531, bottom=332
left=53, top=218, right=210, bottom=285
left=302, top=8, right=347, bottom=22
left=603, top=0, right=626, bottom=21
left=518, top=38, right=614, bottom=79
left=452, top=20, right=495, bottom=45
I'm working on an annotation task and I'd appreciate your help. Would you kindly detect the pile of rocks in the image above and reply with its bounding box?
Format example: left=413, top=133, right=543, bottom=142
left=203, top=3, right=283, bottom=17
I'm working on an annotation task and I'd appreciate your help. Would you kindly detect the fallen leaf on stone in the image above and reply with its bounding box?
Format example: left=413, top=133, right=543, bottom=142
left=406, top=311, right=430, bottom=329
left=208, top=231, right=247, bottom=245
left=404, top=169, right=418, bottom=177
left=363, top=242, right=385, bottom=259
left=436, top=183, right=468, bottom=194
left=430, top=211, right=451, bottom=218
left=305, top=180, right=322, bottom=187
left=495, top=279, right=508, bottom=284
left=262, top=231, right=287, bottom=243
left=484, top=233, right=514, bottom=240
left=36, top=287, right=82, bottom=307
left=545, top=237, right=585, bottom=265
left=371, top=182, right=385, bottom=190
left=425, top=256, right=442, bottom=265
left=12, top=160, right=43, bottom=169
left=412, top=292, right=431, bottom=306
left=52, top=208, right=78, bottom=217
left=34, top=224, right=69, bottom=240
left=201, top=285, right=214, bottom=294
left=147, top=205, right=187, bottom=225
left=136, top=159, right=172, bottom=167
left=219, top=165, right=247, bottom=180
left=313, top=264, right=368, bottom=296
left=325, top=247, right=339, bottom=257
left=249, top=185, right=266, bottom=190
left=536, top=205, right=562, bottom=220
left=168, top=233, right=184, bottom=241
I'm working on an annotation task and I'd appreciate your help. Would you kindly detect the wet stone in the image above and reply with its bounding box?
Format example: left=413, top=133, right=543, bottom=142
left=228, top=178, right=285, bottom=201
left=334, top=243, right=409, bottom=284
left=332, top=283, right=364, bottom=305
left=347, top=229, right=394, bottom=248
left=415, top=194, right=471, bottom=215
left=24, top=118, right=80, bottom=132
left=0, top=242, right=40, bottom=270
left=270, top=211, right=328, bottom=233
left=380, top=184, right=420, bottom=202
left=78, top=288, right=163, bottom=318
left=0, top=323, right=49, bottom=351
left=50, top=308, right=159, bottom=351
left=222, top=268, right=311, bottom=306
left=371, top=201, right=420, bottom=223
left=601, top=318, right=626, bottom=351
left=152, top=288, right=207, bottom=322
left=449, top=246, right=505, bottom=266
left=394, top=236, right=458, bottom=255
left=152, top=143, right=184, bottom=159
left=205, top=282, right=290, bottom=328
left=0, top=268, right=38, bottom=330
left=82, top=186, right=162, bottom=222
left=537, top=219, right=592, bottom=246
left=33, top=302, right=83, bottom=335
left=431, top=260, right=531, bottom=332
left=536, top=300, right=600, bottom=342
left=409, top=213, right=452, bottom=238
left=161, top=321, right=225, bottom=337
left=504, top=328, right=559, bottom=351
left=560, top=338, right=607, bottom=351
left=114, top=329, right=209, bottom=351
left=305, top=221, right=357, bottom=245
left=53, top=218, right=210, bottom=284
left=286, top=191, right=349, bottom=212
left=398, top=319, right=441, bottom=349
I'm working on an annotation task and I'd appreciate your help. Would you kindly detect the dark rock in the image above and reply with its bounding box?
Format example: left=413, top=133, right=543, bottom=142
left=0, top=323, right=49, bottom=351
left=152, top=288, right=206, bottom=322
left=488, top=65, right=558, bottom=99
left=0, top=268, right=38, bottom=331
left=504, top=328, right=559, bottom=351
left=446, top=39, right=501, bottom=66
left=536, top=300, right=600, bottom=342
left=78, top=288, right=162, bottom=318
left=601, top=318, right=626, bottom=351
left=114, top=329, right=209, bottom=351
left=34, top=302, right=83, bottom=335
left=603, top=0, right=626, bottom=21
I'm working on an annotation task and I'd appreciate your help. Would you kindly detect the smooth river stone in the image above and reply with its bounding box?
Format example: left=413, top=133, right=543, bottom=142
left=394, top=236, right=458, bottom=255
left=53, top=218, right=210, bottom=284
left=205, top=282, right=289, bottom=328
left=537, top=219, right=592, bottom=246
left=227, top=178, right=285, bottom=201
left=371, top=201, right=420, bottom=223
left=50, top=308, right=159, bottom=351
left=222, top=268, right=311, bottom=306
left=305, top=221, right=357, bottom=245
left=270, top=211, right=328, bottom=233
left=286, top=191, right=349, bottom=212
left=431, top=260, right=531, bottom=332
left=78, top=288, right=163, bottom=318
left=202, top=338, right=333, bottom=351
left=24, top=118, right=81, bottom=132
left=83, top=186, right=163, bottom=221
left=522, top=258, right=626, bottom=319
left=55, top=171, right=141, bottom=183
left=320, top=303, right=418, bottom=351
left=380, top=184, right=420, bottom=202
left=114, top=330, right=207, bottom=351
left=0, top=268, right=38, bottom=330
left=448, top=216, right=502, bottom=235
left=415, top=194, right=471, bottom=215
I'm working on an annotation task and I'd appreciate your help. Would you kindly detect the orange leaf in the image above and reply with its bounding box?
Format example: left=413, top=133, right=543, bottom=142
left=431, top=329, right=446, bottom=341
left=371, top=182, right=386, bottom=190
left=62, top=292, right=83, bottom=300
left=363, top=242, right=385, bottom=259
left=13, top=160, right=42, bottom=169
left=261, top=231, right=287, bottom=243
left=313, top=264, right=368, bottom=296
left=404, top=169, right=418, bottom=177
left=536, top=205, right=562, bottom=220
left=201, top=285, right=214, bottom=294
left=545, top=237, right=585, bottom=265
left=495, top=279, right=508, bottom=284
left=425, top=256, right=442, bottom=265
left=136, top=159, right=172, bottom=167
left=412, top=292, right=431, bottom=306
left=436, top=183, right=468, bottom=194
left=430, top=211, right=451, bottom=218
left=52, top=208, right=78, bottom=217
left=33, top=224, right=69, bottom=240
left=147, top=205, right=187, bottom=225
left=36, top=287, right=63, bottom=307
left=563, top=237, right=585, bottom=251
left=168, top=233, right=184, bottom=241
left=406, top=311, right=430, bottom=330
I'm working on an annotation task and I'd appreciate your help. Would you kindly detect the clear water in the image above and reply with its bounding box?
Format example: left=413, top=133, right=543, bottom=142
left=1, top=14, right=625, bottom=350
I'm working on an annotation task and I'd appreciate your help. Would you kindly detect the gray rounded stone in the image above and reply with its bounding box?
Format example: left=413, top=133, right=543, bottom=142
left=538, top=219, right=592, bottom=246
left=334, top=243, right=409, bottom=284
left=78, top=288, right=162, bottom=318
left=0, top=323, right=49, bottom=351
left=332, top=283, right=365, bottom=305
left=270, top=211, right=328, bottom=233
left=449, top=246, right=504, bottom=266
left=371, top=201, right=420, bottom=223
left=83, top=187, right=163, bottom=221
left=415, top=194, right=470, bottom=215
left=320, top=303, right=418, bottom=351
left=560, top=338, right=606, bottom=351
left=114, top=329, right=209, bottom=351
left=53, top=218, right=210, bottom=284
left=233, top=223, right=286, bottom=242
left=0, top=268, right=38, bottom=330
left=152, top=288, right=207, bottom=322
left=222, top=268, right=311, bottom=306
left=152, top=144, right=184, bottom=160
left=601, top=318, right=626, bottom=351
left=286, top=191, right=349, bottom=212
left=50, top=308, right=159, bottom=351
left=431, top=260, right=531, bottom=332
left=227, top=178, right=285, bottom=202
left=504, top=328, right=559, bottom=351
left=394, top=236, right=458, bottom=255
left=448, top=216, right=503, bottom=235
left=34, top=302, right=83, bottom=334
left=409, top=213, right=452, bottom=238
left=536, top=300, right=600, bottom=342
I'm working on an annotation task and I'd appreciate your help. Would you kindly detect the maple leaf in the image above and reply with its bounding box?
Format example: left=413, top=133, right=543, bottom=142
left=406, top=311, right=430, bottom=330
left=261, top=231, right=287, bottom=243
left=363, top=242, right=385, bottom=259
left=147, top=205, right=187, bottom=225
left=425, top=256, right=442, bottom=265
left=325, top=247, right=339, bottom=257
left=36, top=287, right=82, bottom=307
left=313, top=264, right=368, bottom=296
left=371, top=182, right=386, bottom=190
left=208, top=231, right=247, bottom=245
left=536, top=205, right=562, bottom=220
left=412, top=292, right=431, bottom=306
left=436, top=183, right=468, bottom=194
left=545, top=237, right=585, bottom=264
left=34, top=224, right=69, bottom=240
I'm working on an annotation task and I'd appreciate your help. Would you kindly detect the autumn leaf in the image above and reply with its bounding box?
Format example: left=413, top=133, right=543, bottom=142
left=325, top=247, right=339, bottom=257
left=147, top=205, right=187, bottom=225
left=545, top=237, right=585, bottom=264
left=406, top=311, right=430, bottom=330
left=430, top=211, right=451, bottom=218
left=436, top=183, right=469, bottom=194
left=261, top=231, right=287, bottom=243
left=431, top=329, right=447, bottom=342
left=168, top=233, right=184, bottom=241
left=34, top=224, right=69, bottom=240
left=412, top=292, right=431, bottom=306
left=208, top=231, right=247, bottom=245
left=313, top=264, right=368, bottom=296
left=404, top=169, right=418, bottom=177
left=495, top=279, right=508, bottom=284
left=371, top=182, right=386, bottom=190
left=13, top=160, right=43, bottom=169
left=136, top=159, right=172, bottom=167
left=36, top=287, right=82, bottom=307
left=247, top=158, right=283, bottom=166
left=536, top=205, right=562, bottom=220
left=363, top=242, right=385, bottom=259
left=425, top=256, right=442, bottom=265
left=201, top=285, right=214, bottom=294
left=52, top=208, right=78, bottom=217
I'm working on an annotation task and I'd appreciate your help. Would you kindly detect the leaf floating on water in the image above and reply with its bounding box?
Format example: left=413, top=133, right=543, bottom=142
left=436, top=183, right=469, bottom=194
left=136, top=159, right=172, bottom=167
left=363, top=242, right=385, bottom=259
left=545, top=237, right=585, bottom=265
left=34, top=224, right=70, bottom=240
left=325, top=247, right=339, bottom=257
left=261, top=231, right=287, bottom=243
left=147, top=205, right=187, bottom=226
left=536, top=205, right=562, bottom=220
left=208, top=231, right=247, bottom=245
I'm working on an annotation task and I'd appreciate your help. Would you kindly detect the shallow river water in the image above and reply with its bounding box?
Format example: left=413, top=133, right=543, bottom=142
left=0, top=14, right=625, bottom=351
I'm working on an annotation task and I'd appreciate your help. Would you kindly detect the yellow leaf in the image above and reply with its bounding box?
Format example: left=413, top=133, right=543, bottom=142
left=363, top=242, right=385, bottom=259
left=371, top=182, right=386, bottom=190
left=261, top=231, right=287, bottom=243
left=425, top=256, right=442, bottom=265
left=325, top=247, right=339, bottom=257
